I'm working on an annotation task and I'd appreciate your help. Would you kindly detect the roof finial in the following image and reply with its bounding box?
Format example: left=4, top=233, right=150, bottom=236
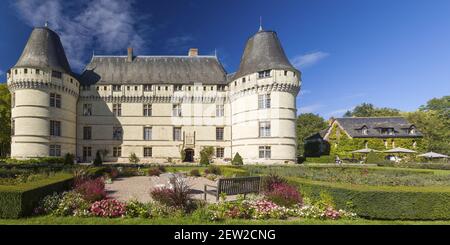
left=44, top=21, right=49, bottom=28
left=259, top=16, right=263, bottom=31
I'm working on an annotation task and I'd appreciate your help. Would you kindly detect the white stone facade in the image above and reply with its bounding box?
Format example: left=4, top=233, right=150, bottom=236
left=7, top=27, right=301, bottom=164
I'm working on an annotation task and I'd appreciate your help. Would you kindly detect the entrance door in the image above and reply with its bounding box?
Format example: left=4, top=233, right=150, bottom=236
left=184, top=148, right=194, bottom=162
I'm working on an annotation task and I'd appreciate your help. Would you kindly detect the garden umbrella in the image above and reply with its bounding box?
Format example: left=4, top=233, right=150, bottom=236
left=417, top=152, right=448, bottom=158
left=351, top=148, right=381, bottom=153
left=383, top=147, right=417, bottom=154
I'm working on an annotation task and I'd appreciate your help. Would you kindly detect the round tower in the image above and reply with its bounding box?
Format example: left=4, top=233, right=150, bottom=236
left=6, top=27, right=79, bottom=159
left=230, top=29, right=301, bottom=164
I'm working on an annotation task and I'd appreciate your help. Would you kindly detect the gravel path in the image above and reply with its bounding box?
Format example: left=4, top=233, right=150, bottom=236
left=105, top=175, right=223, bottom=203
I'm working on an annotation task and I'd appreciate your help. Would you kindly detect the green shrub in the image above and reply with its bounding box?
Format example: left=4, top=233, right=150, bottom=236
left=53, top=191, right=91, bottom=217
left=129, top=153, right=140, bottom=164
left=289, top=177, right=450, bottom=220
left=200, top=146, right=214, bottom=166
left=189, top=169, right=201, bottom=177
left=232, top=153, right=244, bottom=165
left=207, top=165, right=222, bottom=175
left=93, top=151, right=103, bottom=166
left=64, top=153, right=75, bottom=165
left=125, top=200, right=151, bottom=218
left=0, top=173, right=73, bottom=218
left=305, top=155, right=334, bottom=163
left=366, top=151, right=384, bottom=164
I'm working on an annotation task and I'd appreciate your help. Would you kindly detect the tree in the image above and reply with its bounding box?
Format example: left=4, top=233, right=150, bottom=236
left=419, top=95, right=450, bottom=118
left=0, top=83, right=11, bottom=158
left=296, top=113, right=328, bottom=156
left=200, top=146, right=214, bottom=165
left=407, top=103, right=450, bottom=155
left=232, top=152, right=243, bottom=165
left=129, top=152, right=140, bottom=164
left=344, top=103, right=401, bottom=117
left=93, top=150, right=103, bottom=166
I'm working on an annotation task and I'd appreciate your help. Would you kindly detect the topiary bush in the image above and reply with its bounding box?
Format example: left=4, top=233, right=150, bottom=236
left=129, top=153, right=140, bottom=164
left=232, top=153, right=244, bottom=165
left=93, top=151, right=103, bottom=166
left=200, top=146, right=214, bottom=166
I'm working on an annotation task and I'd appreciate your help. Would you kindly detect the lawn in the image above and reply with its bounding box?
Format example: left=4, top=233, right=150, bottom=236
left=1, top=216, right=450, bottom=225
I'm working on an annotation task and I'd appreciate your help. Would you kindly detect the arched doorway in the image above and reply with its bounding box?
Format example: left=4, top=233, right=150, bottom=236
left=184, top=148, right=194, bottom=162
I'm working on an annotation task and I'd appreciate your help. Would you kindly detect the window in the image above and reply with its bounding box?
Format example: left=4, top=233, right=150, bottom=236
left=15, top=69, right=17, bottom=75
left=50, top=93, right=61, bottom=108
left=36, top=69, right=40, bottom=75
left=165, top=86, right=168, bottom=91
left=112, top=85, right=122, bottom=91
left=11, top=119, right=15, bottom=136
left=188, top=86, right=191, bottom=91
left=11, top=93, right=15, bottom=108
left=259, top=146, right=271, bottom=159
left=51, top=70, right=62, bottom=78
left=284, top=70, right=288, bottom=76
left=381, top=128, right=394, bottom=135
left=216, top=147, right=224, bottom=158
left=96, top=86, right=99, bottom=91
left=24, top=68, right=28, bottom=74
left=216, top=127, right=224, bottom=141
left=113, top=127, right=123, bottom=140
left=104, top=86, right=107, bottom=90
left=409, top=126, right=416, bottom=135
left=217, top=85, right=225, bottom=91
left=113, top=147, right=122, bottom=157
left=83, top=146, right=92, bottom=159
left=173, top=127, right=182, bottom=141
left=361, top=126, right=368, bottom=135
left=127, top=86, right=130, bottom=91
left=143, top=127, right=152, bottom=140
left=144, top=85, right=152, bottom=91
left=83, top=104, right=92, bottom=116
left=216, top=104, right=224, bottom=117
left=259, top=121, right=271, bottom=137
left=242, top=77, right=246, bottom=83
left=113, top=103, right=121, bottom=116
left=134, top=86, right=138, bottom=90
left=50, top=120, right=61, bottom=136
left=173, top=104, right=182, bottom=117
left=49, top=145, right=61, bottom=157
left=82, top=85, right=90, bottom=91
left=83, top=126, right=92, bottom=140
left=258, top=70, right=271, bottom=79
left=143, top=104, right=152, bottom=116
left=258, top=94, right=271, bottom=109
left=175, top=85, right=182, bottom=91
left=144, top=147, right=152, bottom=157
left=158, top=86, right=161, bottom=91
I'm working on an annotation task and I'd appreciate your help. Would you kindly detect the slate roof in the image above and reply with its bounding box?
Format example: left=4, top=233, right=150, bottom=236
left=14, top=27, right=72, bottom=74
left=79, top=55, right=228, bottom=85
left=234, top=30, right=299, bottom=79
left=333, top=117, right=423, bottom=138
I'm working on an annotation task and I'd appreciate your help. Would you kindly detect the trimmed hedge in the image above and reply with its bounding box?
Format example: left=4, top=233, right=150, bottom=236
left=289, top=177, right=450, bottom=220
left=0, top=173, right=73, bottom=218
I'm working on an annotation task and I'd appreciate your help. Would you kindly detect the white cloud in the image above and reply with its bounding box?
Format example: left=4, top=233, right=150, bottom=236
left=291, top=51, right=329, bottom=69
left=12, top=0, right=149, bottom=71
left=298, top=104, right=323, bottom=114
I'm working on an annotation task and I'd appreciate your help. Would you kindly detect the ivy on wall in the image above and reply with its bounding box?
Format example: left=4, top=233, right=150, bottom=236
left=326, top=124, right=424, bottom=158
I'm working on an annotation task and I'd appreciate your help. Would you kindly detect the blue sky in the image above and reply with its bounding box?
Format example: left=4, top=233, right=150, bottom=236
left=0, top=0, right=449, bottom=118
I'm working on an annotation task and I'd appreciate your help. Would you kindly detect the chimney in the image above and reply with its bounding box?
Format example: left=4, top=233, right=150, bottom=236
left=188, top=48, right=198, bottom=57
left=127, top=47, right=133, bottom=62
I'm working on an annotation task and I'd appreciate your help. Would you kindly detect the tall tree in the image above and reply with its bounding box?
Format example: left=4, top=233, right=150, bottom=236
left=0, top=83, right=11, bottom=158
left=344, top=103, right=401, bottom=117
left=408, top=95, right=450, bottom=155
left=296, top=113, right=328, bottom=156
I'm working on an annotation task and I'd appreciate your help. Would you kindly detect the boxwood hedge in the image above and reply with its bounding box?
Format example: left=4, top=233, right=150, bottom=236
left=289, top=177, right=450, bottom=220
left=0, top=173, right=73, bottom=218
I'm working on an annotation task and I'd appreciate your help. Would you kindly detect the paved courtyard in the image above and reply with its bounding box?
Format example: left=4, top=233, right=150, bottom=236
left=105, top=175, right=223, bottom=203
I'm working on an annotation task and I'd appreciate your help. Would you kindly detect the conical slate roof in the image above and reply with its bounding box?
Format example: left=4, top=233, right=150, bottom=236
left=14, top=27, right=72, bottom=74
left=234, top=30, right=298, bottom=79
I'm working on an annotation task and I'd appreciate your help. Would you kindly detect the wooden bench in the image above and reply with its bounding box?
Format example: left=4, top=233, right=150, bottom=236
left=204, top=176, right=261, bottom=201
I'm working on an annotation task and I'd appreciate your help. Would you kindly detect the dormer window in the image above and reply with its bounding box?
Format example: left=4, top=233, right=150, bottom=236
left=175, top=85, right=182, bottom=91
left=51, top=70, right=62, bottom=78
left=408, top=126, right=416, bottom=135
left=112, top=85, right=121, bottom=91
left=143, top=85, right=152, bottom=91
left=381, top=128, right=395, bottom=135
left=361, top=126, right=368, bottom=135
left=258, top=70, right=271, bottom=79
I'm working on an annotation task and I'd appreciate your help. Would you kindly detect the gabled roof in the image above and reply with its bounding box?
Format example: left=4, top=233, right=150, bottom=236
left=331, top=117, right=422, bottom=138
left=14, top=27, right=72, bottom=74
left=79, top=55, right=228, bottom=85
left=233, top=30, right=299, bottom=80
